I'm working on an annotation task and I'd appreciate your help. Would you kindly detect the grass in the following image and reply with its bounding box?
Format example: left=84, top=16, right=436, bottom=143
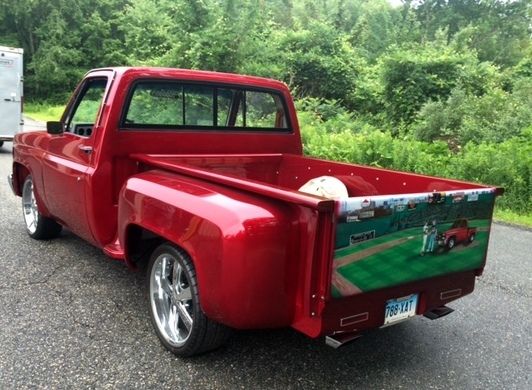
left=493, top=208, right=532, bottom=229
left=24, top=102, right=65, bottom=122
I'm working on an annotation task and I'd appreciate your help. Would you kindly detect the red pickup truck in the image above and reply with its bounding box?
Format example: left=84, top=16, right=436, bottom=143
left=9, top=67, right=502, bottom=356
left=438, top=218, right=478, bottom=250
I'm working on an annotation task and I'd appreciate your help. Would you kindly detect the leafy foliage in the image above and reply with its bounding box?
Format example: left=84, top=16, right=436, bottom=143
left=300, top=103, right=532, bottom=213
left=414, top=80, right=532, bottom=146
left=1, top=0, right=530, bottom=216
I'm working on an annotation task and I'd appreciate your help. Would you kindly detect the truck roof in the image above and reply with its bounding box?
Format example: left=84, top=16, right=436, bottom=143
left=86, top=67, right=289, bottom=91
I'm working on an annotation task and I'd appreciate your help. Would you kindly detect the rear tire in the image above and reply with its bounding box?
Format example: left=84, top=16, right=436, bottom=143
left=21, top=175, right=62, bottom=239
left=147, top=243, right=231, bottom=357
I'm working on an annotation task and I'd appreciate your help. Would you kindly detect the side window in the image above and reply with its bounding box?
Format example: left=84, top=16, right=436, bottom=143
left=66, top=78, right=107, bottom=137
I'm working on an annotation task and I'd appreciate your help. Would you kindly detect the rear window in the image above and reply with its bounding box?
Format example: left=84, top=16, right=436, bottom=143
left=122, top=81, right=290, bottom=131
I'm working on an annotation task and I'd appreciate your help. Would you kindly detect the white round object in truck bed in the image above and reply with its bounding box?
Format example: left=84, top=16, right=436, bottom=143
left=298, top=176, right=349, bottom=199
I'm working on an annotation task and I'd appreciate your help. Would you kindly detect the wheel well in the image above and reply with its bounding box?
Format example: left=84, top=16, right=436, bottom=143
left=124, top=225, right=168, bottom=271
left=13, top=163, right=29, bottom=196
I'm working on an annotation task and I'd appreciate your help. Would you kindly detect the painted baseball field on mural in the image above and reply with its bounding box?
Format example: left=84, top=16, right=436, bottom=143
left=331, top=189, right=496, bottom=298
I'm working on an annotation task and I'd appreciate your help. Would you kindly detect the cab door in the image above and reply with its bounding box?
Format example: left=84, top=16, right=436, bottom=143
left=42, top=76, right=109, bottom=243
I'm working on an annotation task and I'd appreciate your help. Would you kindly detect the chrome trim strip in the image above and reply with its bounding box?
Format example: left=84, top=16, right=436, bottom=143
left=340, top=312, right=369, bottom=327
left=440, top=289, right=462, bottom=300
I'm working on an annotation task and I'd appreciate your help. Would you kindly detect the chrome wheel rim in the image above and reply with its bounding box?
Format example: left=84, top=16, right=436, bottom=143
left=22, top=179, right=39, bottom=234
left=150, top=253, right=193, bottom=347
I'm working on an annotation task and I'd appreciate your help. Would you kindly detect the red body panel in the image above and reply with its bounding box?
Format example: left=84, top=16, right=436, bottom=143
left=118, top=170, right=301, bottom=328
left=12, top=67, right=502, bottom=338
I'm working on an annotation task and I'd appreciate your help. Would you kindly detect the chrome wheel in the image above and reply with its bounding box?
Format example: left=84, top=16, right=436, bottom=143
left=22, top=178, right=39, bottom=234
left=150, top=253, right=194, bottom=347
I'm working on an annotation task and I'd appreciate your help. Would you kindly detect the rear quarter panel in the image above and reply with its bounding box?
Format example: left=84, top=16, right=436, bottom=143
left=118, top=169, right=305, bottom=329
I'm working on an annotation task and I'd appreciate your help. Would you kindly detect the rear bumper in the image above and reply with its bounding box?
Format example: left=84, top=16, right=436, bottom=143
left=316, top=270, right=477, bottom=337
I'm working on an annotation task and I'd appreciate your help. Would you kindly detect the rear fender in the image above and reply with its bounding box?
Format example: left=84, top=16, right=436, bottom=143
left=119, top=170, right=299, bottom=329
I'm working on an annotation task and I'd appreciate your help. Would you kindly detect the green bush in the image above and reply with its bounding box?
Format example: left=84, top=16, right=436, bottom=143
left=381, top=49, right=463, bottom=124
left=277, top=21, right=361, bottom=103
left=448, top=130, right=532, bottom=213
left=299, top=102, right=531, bottom=214
left=414, top=81, right=532, bottom=146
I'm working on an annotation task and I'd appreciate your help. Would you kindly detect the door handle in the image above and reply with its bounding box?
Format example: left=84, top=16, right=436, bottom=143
left=4, top=98, right=12, bottom=102
left=78, top=145, right=93, bottom=154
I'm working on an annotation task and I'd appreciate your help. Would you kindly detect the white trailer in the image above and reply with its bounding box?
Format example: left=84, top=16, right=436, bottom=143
left=0, top=46, right=23, bottom=148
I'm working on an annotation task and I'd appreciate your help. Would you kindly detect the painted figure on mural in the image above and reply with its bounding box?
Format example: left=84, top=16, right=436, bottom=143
left=421, top=220, right=438, bottom=255
left=428, top=220, right=438, bottom=253
left=421, top=221, right=430, bottom=255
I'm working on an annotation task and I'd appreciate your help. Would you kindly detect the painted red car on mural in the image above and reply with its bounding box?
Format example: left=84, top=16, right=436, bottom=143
left=439, top=219, right=477, bottom=250
left=9, top=68, right=502, bottom=356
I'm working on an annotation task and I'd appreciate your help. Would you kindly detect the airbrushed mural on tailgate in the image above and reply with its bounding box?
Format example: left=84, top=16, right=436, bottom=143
left=332, top=189, right=497, bottom=298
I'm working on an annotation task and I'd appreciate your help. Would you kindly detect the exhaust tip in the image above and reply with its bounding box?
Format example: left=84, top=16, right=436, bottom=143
left=325, top=332, right=362, bottom=349
left=423, top=305, right=454, bottom=320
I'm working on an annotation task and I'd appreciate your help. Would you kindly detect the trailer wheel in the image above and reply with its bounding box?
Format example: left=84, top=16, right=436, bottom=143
left=147, top=243, right=231, bottom=357
left=21, top=175, right=62, bottom=239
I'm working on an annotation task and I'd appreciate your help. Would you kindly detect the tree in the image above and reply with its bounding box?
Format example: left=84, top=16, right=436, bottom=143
left=277, top=21, right=362, bottom=103
left=413, top=0, right=531, bottom=68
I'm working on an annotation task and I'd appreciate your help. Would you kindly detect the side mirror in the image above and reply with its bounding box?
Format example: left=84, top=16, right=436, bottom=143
left=47, top=121, right=64, bottom=135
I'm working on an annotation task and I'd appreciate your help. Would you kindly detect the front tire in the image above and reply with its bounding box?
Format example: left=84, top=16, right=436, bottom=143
left=446, top=237, right=456, bottom=250
left=147, top=243, right=231, bottom=357
left=21, top=175, right=62, bottom=239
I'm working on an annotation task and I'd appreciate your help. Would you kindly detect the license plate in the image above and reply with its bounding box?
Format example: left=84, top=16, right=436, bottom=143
left=383, top=294, right=418, bottom=326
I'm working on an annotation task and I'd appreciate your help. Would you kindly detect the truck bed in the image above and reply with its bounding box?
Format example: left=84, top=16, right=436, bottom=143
left=131, top=152, right=497, bottom=200
left=131, top=152, right=501, bottom=337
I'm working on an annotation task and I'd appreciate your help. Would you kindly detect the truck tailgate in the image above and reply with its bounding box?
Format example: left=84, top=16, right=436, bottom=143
left=332, top=189, right=497, bottom=297
left=321, top=188, right=498, bottom=335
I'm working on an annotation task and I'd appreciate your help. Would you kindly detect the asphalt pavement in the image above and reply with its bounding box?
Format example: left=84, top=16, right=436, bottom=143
left=0, top=129, right=530, bottom=389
